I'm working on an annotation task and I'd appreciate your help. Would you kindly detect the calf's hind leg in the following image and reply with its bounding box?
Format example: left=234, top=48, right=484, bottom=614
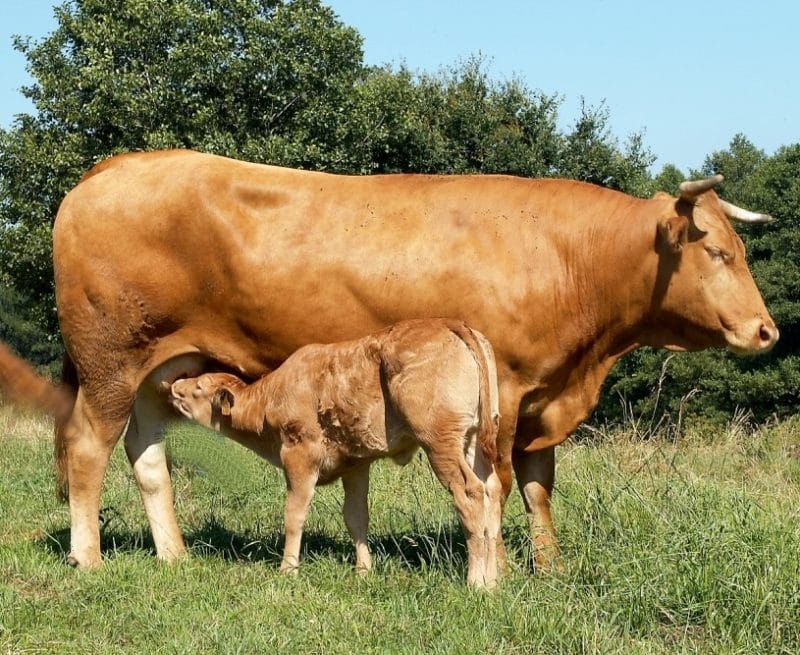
left=341, top=466, right=372, bottom=575
left=423, top=436, right=488, bottom=589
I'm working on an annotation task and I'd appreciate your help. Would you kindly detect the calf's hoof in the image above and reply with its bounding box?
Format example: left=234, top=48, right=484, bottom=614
left=66, top=552, right=102, bottom=569
left=279, top=563, right=299, bottom=576
left=467, top=576, right=496, bottom=592
left=156, top=549, right=189, bottom=565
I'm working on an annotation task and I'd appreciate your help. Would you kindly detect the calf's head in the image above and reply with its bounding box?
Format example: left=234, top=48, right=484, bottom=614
left=170, top=372, right=240, bottom=430
left=649, top=175, right=778, bottom=355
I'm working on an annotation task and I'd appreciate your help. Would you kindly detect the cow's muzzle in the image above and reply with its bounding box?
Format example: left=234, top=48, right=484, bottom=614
left=728, top=319, right=779, bottom=355
left=757, top=323, right=780, bottom=351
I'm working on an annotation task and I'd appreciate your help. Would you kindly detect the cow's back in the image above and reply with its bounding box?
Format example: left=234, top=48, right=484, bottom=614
left=52, top=149, right=638, bottom=405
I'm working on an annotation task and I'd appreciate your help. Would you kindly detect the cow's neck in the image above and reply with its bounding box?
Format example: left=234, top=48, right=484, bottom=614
left=513, top=195, right=666, bottom=445
left=548, top=197, right=658, bottom=348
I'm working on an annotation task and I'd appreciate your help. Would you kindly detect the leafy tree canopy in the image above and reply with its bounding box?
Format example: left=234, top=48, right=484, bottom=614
left=3, top=1, right=795, bottom=426
left=1, top=0, right=651, bottom=344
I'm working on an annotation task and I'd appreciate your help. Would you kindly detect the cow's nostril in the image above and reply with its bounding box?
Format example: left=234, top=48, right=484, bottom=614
left=759, top=324, right=778, bottom=345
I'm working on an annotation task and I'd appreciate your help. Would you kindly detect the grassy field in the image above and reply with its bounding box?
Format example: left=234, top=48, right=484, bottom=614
left=1, top=406, right=799, bottom=654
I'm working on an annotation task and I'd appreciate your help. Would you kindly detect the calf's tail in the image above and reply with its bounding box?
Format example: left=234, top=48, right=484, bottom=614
left=0, top=341, right=75, bottom=500
left=448, top=323, right=500, bottom=463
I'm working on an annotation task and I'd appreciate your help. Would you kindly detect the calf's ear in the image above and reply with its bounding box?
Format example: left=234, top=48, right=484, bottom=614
left=657, top=214, right=689, bottom=253
left=212, top=388, right=235, bottom=416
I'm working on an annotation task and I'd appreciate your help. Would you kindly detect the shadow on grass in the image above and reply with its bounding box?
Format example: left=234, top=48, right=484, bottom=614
left=37, top=514, right=533, bottom=574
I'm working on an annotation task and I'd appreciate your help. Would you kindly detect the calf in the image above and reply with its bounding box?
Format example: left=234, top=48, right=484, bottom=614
left=169, top=319, right=502, bottom=588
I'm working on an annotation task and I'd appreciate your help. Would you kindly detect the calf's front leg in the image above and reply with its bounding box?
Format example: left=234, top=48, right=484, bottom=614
left=279, top=445, right=319, bottom=575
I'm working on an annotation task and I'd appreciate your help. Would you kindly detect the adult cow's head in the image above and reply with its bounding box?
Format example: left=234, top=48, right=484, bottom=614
left=648, top=175, right=778, bottom=355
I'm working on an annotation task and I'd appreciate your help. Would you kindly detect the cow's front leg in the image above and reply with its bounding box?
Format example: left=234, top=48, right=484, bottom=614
left=124, top=382, right=186, bottom=563
left=493, top=383, right=523, bottom=572
left=341, top=465, right=371, bottom=575
left=512, top=445, right=560, bottom=569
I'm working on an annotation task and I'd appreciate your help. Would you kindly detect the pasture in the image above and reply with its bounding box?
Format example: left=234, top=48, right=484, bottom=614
left=1, top=407, right=799, bottom=654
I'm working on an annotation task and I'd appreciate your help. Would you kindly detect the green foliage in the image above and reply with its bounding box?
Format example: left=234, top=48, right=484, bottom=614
left=558, top=100, right=654, bottom=195
left=0, top=284, right=62, bottom=373
left=350, top=57, right=565, bottom=177
left=650, top=163, right=685, bottom=196
left=349, top=58, right=562, bottom=177
left=13, top=0, right=365, bottom=164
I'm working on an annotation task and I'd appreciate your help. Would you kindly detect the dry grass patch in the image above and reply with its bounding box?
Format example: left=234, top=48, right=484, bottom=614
left=0, top=403, right=52, bottom=440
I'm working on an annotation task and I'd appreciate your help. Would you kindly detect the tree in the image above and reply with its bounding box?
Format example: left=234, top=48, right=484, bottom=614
left=349, top=57, right=564, bottom=177
left=0, top=283, right=62, bottom=376
left=557, top=100, right=654, bottom=196
left=1, top=0, right=367, bottom=341
left=651, top=163, right=685, bottom=197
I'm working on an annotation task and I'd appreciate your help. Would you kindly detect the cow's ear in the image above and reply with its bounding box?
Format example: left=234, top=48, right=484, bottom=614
left=658, top=215, right=689, bottom=253
left=212, top=388, right=235, bottom=416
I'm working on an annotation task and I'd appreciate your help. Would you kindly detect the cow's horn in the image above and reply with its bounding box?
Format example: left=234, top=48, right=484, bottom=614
left=718, top=199, right=773, bottom=224
left=679, top=174, right=724, bottom=200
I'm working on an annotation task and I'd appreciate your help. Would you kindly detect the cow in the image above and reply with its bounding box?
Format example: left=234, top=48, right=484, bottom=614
left=168, top=319, right=502, bottom=588
left=0, top=150, right=777, bottom=571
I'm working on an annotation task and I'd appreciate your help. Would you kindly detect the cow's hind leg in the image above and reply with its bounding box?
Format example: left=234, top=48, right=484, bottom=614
left=341, top=465, right=371, bottom=575
left=124, top=380, right=185, bottom=562
left=60, top=387, right=132, bottom=568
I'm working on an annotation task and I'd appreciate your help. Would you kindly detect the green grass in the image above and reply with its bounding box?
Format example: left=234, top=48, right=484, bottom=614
left=1, top=406, right=799, bottom=654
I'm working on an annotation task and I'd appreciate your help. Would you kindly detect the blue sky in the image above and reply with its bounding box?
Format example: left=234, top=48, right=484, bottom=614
left=1, top=0, right=797, bottom=172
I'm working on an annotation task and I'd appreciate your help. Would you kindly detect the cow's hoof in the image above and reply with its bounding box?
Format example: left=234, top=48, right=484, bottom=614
left=534, top=556, right=565, bottom=574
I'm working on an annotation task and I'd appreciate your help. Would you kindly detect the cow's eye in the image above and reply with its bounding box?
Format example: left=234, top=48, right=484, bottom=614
left=705, top=246, right=730, bottom=263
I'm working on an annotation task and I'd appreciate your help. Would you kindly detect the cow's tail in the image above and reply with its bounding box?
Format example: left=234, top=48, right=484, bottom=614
left=55, top=351, right=78, bottom=501
left=0, top=341, right=75, bottom=501
left=448, top=323, right=500, bottom=463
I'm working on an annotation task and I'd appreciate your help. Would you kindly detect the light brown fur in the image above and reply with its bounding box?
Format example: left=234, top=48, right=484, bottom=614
left=0, top=343, right=72, bottom=418
left=170, top=319, right=502, bottom=588
left=0, top=150, right=777, bottom=569
left=0, top=344, right=74, bottom=497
